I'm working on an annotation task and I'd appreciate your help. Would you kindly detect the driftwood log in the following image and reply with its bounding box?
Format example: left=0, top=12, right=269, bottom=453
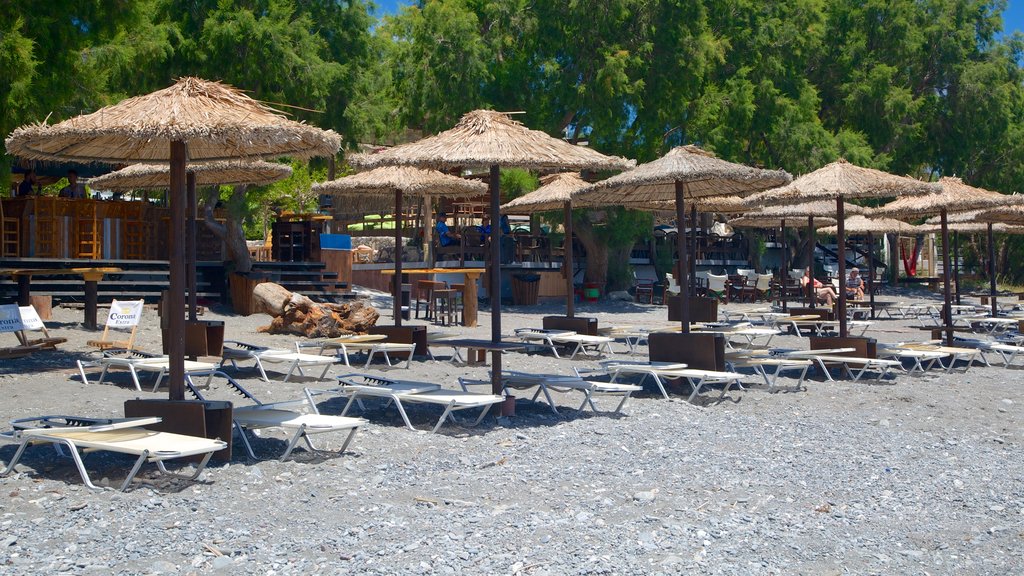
left=253, top=282, right=379, bottom=338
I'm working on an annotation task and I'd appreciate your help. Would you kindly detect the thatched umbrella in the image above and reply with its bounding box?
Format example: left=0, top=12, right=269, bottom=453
left=575, top=145, right=791, bottom=332
left=90, top=161, right=293, bottom=322
left=729, top=215, right=838, bottom=311
left=817, top=215, right=925, bottom=318
left=501, top=172, right=585, bottom=318
left=352, top=110, right=633, bottom=395
left=5, top=77, right=340, bottom=400
left=969, top=205, right=1024, bottom=316
left=745, top=159, right=937, bottom=337
left=874, top=176, right=1021, bottom=343
left=312, top=166, right=488, bottom=325
left=921, top=217, right=1024, bottom=310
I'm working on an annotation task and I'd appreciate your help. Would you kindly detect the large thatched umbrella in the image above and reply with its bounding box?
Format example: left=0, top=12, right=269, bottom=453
left=352, top=110, right=633, bottom=395
left=818, top=214, right=924, bottom=318
left=312, top=166, right=488, bottom=325
left=745, top=159, right=937, bottom=337
left=501, top=172, right=586, bottom=318
left=971, top=205, right=1024, bottom=316
left=729, top=214, right=838, bottom=311
left=5, top=77, right=340, bottom=400
left=575, top=145, right=791, bottom=332
left=90, top=161, right=294, bottom=322
left=874, top=176, right=1020, bottom=343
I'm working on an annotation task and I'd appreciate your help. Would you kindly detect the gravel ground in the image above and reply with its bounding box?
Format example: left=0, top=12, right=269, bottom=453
left=1, top=288, right=1022, bottom=575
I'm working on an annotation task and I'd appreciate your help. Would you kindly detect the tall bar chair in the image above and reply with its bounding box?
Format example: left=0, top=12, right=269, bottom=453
left=73, top=200, right=102, bottom=259
left=31, top=196, right=61, bottom=258
left=0, top=200, right=20, bottom=257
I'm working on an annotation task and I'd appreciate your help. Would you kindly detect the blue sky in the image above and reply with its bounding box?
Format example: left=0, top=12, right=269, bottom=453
left=374, top=1, right=1024, bottom=34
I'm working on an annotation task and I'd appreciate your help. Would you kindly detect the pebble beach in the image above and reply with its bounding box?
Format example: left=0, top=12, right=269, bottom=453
left=1, top=291, right=1022, bottom=575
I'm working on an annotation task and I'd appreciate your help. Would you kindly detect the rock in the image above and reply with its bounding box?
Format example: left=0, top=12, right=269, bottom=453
left=211, top=556, right=234, bottom=571
left=608, top=291, right=633, bottom=302
left=633, top=491, right=657, bottom=503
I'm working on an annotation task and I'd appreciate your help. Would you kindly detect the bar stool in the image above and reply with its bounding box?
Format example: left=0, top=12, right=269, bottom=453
left=415, top=280, right=445, bottom=319
left=31, top=196, right=61, bottom=258
left=73, top=200, right=101, bottom=259
left=449, top=283, right=466, bottom=325
left=0, top=200, right=20, bottom=257
left=431, top=286, right=459, bottom=326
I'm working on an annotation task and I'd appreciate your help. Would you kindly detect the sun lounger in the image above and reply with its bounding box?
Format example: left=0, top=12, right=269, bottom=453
left=459, top=370, right=642, bottom=414
left=601, top=360, right=745, bottom=403
left=783, top=348, right=900, bottom=381
left=76, top=349, right=217, bottom=391
left=312, top=374, right=503, bottom=433
left=596, top=326, right=648, bottom=354
left=220, top=340, right=339, bottom=381
left=184, top=371, right=365, bottom=460
left=514, top=328, right=614, bottom=359
left=966, top=316, right=1020, bottom=336
left=876, top=345, right=948, bottom=373
left=899, top=342, right=984, bottom=372
left=721, top=306, right=773, bottom=322
left=725, top=350, right=813, bottom=390
left=952, top=337, right=1024, bottom=367
left=1, top=416, right=225, bottom=491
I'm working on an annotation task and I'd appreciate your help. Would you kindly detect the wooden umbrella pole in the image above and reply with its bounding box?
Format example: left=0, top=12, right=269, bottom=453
left=676, top=181, right=689, bottom=332
left=690, top=204, right=698, bottom=295
left=988, top=222, right=997, bottom=318
left=167, top=141, right=187, bottom=401
left=781, top=219, right=788, bottom=312
left=394, top=188, right=403, bottom=326
left=836, top=198, right=848, bottom=337
left=807, top=215, right=815, bottom=308
left=868, top=232, right=876, bottom=319
left=489, top=165, right=503, bottom=396
left=941, top=209, right=954, bottom=346
left=953, top=231, right=961, bottom=305
left=564, top=201, right=575, bottom=318
left=186, top=172, right=198, bottom=324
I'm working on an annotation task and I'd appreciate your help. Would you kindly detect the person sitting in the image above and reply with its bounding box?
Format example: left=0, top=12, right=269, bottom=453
left=846, top=267, right=865, bottom=300
left=58, top=169, right=87, bottom=199
left=16, top=170, right=36, bottom=197
left=801, top=267, right=837, bottom=307
left=435, top=212, right=460, bottom=247
left=478, top=216, right=492, bottom=237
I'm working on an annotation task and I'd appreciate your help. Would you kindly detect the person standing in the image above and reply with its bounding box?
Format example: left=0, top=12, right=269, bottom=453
left=58, top=169, right=87, bottom=199
left=16, top=170, right=36, bottom=197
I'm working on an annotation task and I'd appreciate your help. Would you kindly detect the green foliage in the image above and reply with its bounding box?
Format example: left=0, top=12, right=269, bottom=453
left=498, top=168, right=538, bottom=200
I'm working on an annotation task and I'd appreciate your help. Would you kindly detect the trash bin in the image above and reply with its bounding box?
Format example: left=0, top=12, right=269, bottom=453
left=512, top=273, right=541, bottom=305
left=400, top=283, right=412, bottom=320
left=583, top=282, right=601, bottom=302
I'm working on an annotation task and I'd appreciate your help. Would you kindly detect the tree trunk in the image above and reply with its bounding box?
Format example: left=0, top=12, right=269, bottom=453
left=606, top=245, right=633, bottom=292
left=255, top=282, right=380, bottom=338
left=998, top=235, right=1010, bottom=279
left=887, top=233, right=899, bottom=286
left=573, top=215, right=609, bottom=286
left=202, top=185, right=253, bottom=273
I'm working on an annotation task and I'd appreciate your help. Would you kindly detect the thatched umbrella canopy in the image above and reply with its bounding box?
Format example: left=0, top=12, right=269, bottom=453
left=90, top=160, right=293, bottom=323
left=744, top=159, right=937, bottom=336
left=950, top=204, right=1024, bottom=316
left=499, top=172, right=590, bottom=318
left=574, top=145, right=791, bottom=333
left=875, top=176, right=1024, bottom=340
left=817, top=214, right=921, bottom=236
left=313, top=166, right=488, bottom=325
left=746, top=199, right=866, bottom=218
left=5, top=77, right=340, bottom=401
left=975, top=204, right=1024, bottom=225
left=817, top=215, right=926, bottom=317
left=351, top=110, right=634, bottom=396
left=89, top=161, right=293, bottom=191
left=730, top=216, right=837, bottom=228
left=617, top=195, right=749, bottom=214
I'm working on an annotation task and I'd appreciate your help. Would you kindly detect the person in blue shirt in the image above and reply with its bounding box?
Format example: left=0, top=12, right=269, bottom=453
left=436, top=212, right=460, bottom=246
left=478, top=216, right=492, bottom=237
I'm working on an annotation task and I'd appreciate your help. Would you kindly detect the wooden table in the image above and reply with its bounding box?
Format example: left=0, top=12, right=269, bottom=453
left=0, top=267, right=122, bottom=329
left=381, top=268, right=486, bottom=327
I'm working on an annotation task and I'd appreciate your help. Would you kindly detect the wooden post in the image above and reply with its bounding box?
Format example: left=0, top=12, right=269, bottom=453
left=186, top=172, right=198, bottom=323
left=394, top=188, right=403, bottom=326
left=675, top=181, right=689, bottom=332
left=489, top=165, right=504, bottom=398
left=780, top=219, right=788, bottom=312
left=988, top=222, right=997, bottom=317
left=836, top=198, right=847, bottom=337
left=867, top=232, right=876, bottom=319
left=690, top=204, right=697, bottom=295
left=807, top=215, right=815, bottom=308
left=167, top=141, right=187, bottom=401
left=563, top=201, right=575, bottom=318
left=953, top=231, right=961, bottom=305
left=940, top=209, right=954, bottom=346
